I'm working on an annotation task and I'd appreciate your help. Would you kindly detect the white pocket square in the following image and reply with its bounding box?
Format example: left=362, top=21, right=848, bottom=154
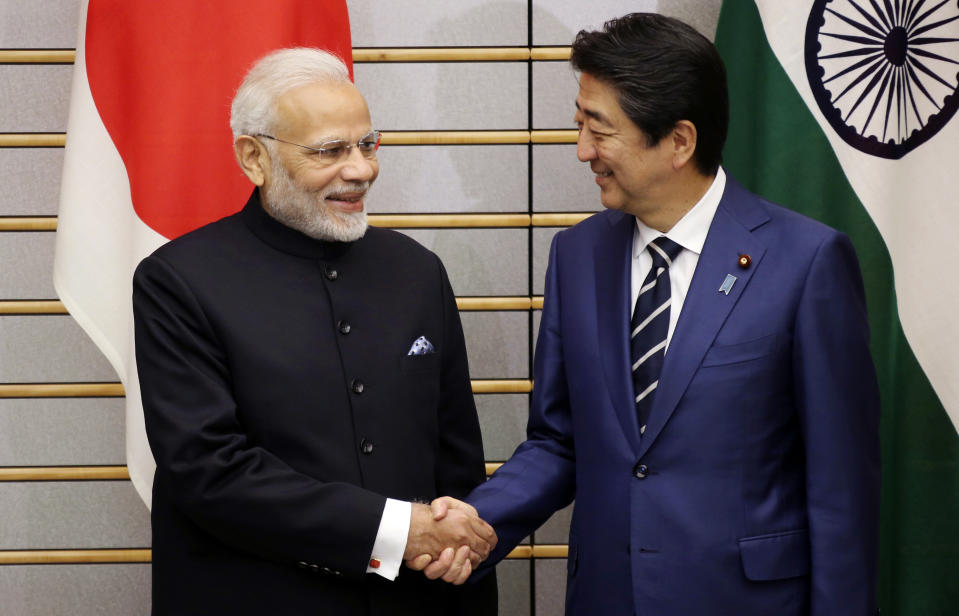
left=407, top=335, right=435, bottom=355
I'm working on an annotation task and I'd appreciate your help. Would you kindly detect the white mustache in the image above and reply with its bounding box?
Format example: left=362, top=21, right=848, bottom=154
left=323, top=182, right=371, bottom=199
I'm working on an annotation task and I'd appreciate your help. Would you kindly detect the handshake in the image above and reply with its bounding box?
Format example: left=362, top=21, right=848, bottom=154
left=402, top=497, right=497, bottom=585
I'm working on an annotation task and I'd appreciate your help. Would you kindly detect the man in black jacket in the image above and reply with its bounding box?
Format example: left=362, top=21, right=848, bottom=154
left=133, top=47, right=497, bottom=615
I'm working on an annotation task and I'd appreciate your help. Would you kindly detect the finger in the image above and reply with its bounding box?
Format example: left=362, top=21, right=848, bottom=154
left=469, top=517, right=496, bottom=542
left=441, top=545, right=471, bottom=584
left=424, top=547, right=454, bottom=580
left=453, top=554, right=473, bottom=585
left=430, top=498, right=450, bottom=521
left=468, top=549, right=482, bottom=568
left=431, top=496, right=478, bottom=520
left=405, top=553, right=432, bottom=571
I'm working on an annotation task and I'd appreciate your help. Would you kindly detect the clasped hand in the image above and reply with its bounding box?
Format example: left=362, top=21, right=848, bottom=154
left=403, top=497, right=496, bottom=585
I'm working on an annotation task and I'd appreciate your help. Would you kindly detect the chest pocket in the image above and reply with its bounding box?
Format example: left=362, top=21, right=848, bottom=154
left=701, top=332, right=780, bottom=367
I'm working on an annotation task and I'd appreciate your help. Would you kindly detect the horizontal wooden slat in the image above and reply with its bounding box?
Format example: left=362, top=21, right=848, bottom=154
left=0, top=217, right=58, bottom=231
left=531, top=47, right=572, bottom=61
left=0, top=130, right=577, bottom=149
left=0, top=49, right=75, bottom=63
left=0, top=549, right=151, bottom=565
left=3, top=465, right=520, bottom=482
left=0, top=383, right=125, bottom=398
left=353, top=48, right=530, bottom=62
left=531, top=129, right=577, bottom=144
left=0, top=545, right=564, bottom=564
left=0, top=466, right=129, bottom=481
left=0, top=134, right=65, bottom=147
left=0, top=300, right=68, bottom=314
left=471, top=379, right=532, bottom=394
left=531, top=213, right=593, bottom=227
left=0, top=380, right=530, bottom=398
left=0, top=47, right=573, bottom=64
left=0, top=214, right=592, bottom=232
left=456, top=297, right=530, bottom=311
left=369, top=213, right=530, bottom=228
left=379, top=130, right=529, bottom=145
left=0, top=298, right=544, bottom=314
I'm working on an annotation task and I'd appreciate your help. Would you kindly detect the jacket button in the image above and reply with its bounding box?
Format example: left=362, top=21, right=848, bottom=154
left=351, top=380, right=364, bottom=394
left=633, top=463, right=649, bottom=480
left=325, top=267, right=338, bottom=281
left=338, top=320, right=351, bottom=335
left=360, top=439, right=374, bottom=455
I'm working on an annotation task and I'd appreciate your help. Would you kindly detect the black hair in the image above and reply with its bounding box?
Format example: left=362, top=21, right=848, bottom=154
left=570, top=13, right=728, bottom=175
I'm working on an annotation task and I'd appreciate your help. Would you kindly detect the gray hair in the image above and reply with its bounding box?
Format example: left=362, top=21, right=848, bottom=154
left=229, top=47, right=351, bottom=139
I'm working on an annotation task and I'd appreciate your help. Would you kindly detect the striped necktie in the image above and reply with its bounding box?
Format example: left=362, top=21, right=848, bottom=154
left=631, top=236, right=683, bottom=436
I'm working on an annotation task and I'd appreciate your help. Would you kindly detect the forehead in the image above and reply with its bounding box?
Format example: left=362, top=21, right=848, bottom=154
left=575, top=72, right=628, bottom=127
left=274, top=81, right=371, bottom=139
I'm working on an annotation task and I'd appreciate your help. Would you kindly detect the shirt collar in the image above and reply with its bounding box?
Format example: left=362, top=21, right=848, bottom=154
left=634, top=166, right=726, bottom=258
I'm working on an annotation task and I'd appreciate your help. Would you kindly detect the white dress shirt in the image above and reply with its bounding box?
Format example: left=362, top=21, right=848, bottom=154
left=630, top=167, right=726, bottom=349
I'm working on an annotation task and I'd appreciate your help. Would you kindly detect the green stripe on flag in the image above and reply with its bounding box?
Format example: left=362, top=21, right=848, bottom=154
left=715, top=2, right=959, bottom=614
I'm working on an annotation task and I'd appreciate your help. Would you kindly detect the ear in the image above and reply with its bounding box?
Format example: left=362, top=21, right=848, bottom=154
left=670, top=120, right=698, bottom=170
left=234, top=135, right=271, bottom=187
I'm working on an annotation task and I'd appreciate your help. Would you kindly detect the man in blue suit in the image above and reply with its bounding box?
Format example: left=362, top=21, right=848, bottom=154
left=418, top=12, right=880, bottom=615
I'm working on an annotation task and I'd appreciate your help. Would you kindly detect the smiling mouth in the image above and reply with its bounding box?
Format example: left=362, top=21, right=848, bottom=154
left=595, top=171, right=612, bottom=178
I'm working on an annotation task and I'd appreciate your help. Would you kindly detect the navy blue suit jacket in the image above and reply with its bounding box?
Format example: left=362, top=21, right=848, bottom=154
left=469, top=177, right=880, bottom=615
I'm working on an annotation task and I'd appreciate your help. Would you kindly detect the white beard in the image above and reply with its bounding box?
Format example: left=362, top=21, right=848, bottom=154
left=262, top=162, right=369, bottom=243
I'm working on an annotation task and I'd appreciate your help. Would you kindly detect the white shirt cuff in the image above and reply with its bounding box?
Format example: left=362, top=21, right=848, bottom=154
left=366, top=498, right=411, bottom=580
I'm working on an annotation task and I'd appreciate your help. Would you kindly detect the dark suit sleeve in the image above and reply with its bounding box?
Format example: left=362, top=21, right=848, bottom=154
left=793, top=232, right=880, bottom=615
left=468, top=231, right=577, bottom=564
left=133, top=254, right=385, bottom=578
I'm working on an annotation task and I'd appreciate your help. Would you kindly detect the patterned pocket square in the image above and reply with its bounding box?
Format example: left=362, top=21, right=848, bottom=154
left=407, top=335, right=435, bottom=355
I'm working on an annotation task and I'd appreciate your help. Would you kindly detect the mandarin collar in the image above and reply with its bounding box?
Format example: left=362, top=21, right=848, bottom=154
left=240, top=189, right=353, bottom=259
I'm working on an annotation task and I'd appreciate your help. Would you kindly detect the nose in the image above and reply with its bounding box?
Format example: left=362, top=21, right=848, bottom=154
left=340, top=146, right=377, bottom=182
left=576, top=128, right=597, bottom=162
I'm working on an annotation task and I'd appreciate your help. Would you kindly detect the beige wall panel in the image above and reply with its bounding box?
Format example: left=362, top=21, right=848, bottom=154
left=497, top=560, right=531, bottom=616
left=656, top=0, right=724, bottom=40
left=461, top=311, right=529, bottom=379
left=0, top=564, right=150, bottom=616
left=535, top=503, right=573, bottom=544
left=400, top=229, right=528, bottom=296
left=532, top=144, right=601, bottom=212
left=347, top=0, right=527, bottom=47
left=532, top=0, right=657, bottom=45
left=532, top=309, right=542, bottom=357
left=355, top=63, right=528, bottom=130
left=534, top=559, right=568, bottom=616
left=476, top=394, right=528, bottom=461
left=0, top=233, right=56, bottom=298
left=0, top=0, right=81, bottom=47
left=0, top=149, right=65, bottom=216
left=532, top=227, right=561, bottom=296
left=532, top=0, right=721, bottom=45
left=0, top=66, right=73, bottom=132
left=0, top=482, right=149, bottom=548
left=0, top=316, right=117, bottom=382
left=0, top=398, right=124, bottom=466
left=532, top=61, right=578, bottom=130
left=370, top=145, right=528, bottom=214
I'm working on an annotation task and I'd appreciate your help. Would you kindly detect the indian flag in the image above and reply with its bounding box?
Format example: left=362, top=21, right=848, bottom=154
left=54, top=0, right=352, bottom=507
left=715, top=1, right=959, bottom=612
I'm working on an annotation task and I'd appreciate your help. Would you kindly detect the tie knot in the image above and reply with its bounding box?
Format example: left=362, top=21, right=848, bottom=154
left=647, top=236, right=683, bottom=269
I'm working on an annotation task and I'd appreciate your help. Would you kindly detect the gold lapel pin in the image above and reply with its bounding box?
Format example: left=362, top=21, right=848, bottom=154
left=738, top=254, right=751, bottom=269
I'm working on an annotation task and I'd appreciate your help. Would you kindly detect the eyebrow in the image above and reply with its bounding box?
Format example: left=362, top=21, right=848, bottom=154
left=574, top=100, right=611, bottom=126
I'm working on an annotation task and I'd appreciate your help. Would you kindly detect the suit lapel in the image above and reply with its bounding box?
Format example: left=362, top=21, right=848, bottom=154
left=637, top=180, right=769, bottom=458
left=594, top=211, right=642, bottom=449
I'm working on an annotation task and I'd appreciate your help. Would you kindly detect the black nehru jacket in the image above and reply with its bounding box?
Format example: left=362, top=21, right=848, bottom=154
left=133, top=190, right=497, bottom=615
